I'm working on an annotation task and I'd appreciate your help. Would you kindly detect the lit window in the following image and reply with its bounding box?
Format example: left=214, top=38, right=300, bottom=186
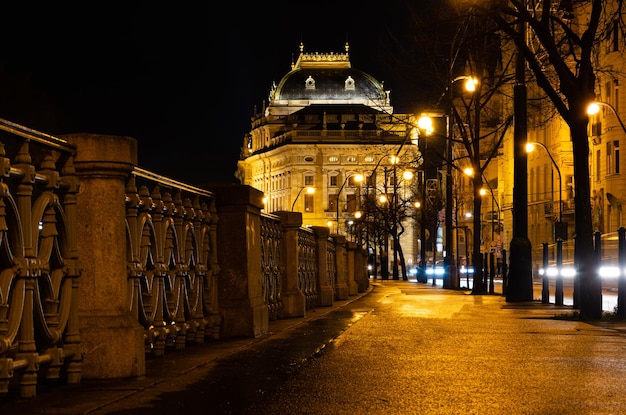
left=304, top=194, right=314, bottom=212
left=345, top=76, right=355, bottom=90
left=607, top=140, right=620, bottom=174
left=328, top=156, right=339, bottom=162
left=328, top=194, right=337, bottom=212
left=305, top=76, right=315, bottom=89
left=347, top=193, right=358, bottom=211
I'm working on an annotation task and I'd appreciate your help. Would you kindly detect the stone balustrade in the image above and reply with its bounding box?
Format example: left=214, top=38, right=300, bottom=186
left=0, top=128, right=369, bottom=399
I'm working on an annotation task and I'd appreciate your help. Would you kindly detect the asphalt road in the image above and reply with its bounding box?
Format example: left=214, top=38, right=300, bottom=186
left=96, top=281, right=626, bottom=414
left=4, top=280, right=626, bottom=414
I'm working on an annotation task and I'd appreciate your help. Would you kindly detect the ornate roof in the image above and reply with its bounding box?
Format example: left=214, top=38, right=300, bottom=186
left=267, top=42, right=391, bottom=113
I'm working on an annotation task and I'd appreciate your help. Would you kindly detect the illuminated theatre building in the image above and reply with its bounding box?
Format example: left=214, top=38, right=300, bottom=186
left=237, top=36, right=626, bottom=281
left=236, top=43, right=426, bottom=276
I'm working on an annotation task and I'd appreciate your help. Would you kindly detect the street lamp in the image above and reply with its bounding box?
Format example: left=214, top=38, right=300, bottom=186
left=525, top=141, right=565, bottom=240
left=336, top=173, right=363, bottom=235
left=291, top=186, right=315, bottom=211
left=419, top=77, right=477, bottom=289
left=587, top=101, right=626, bottom=134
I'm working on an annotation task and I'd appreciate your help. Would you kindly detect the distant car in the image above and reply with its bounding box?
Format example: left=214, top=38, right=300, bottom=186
left=459, top=265, right=474, bottom=275
left=425, top=260, right=445, bottom=276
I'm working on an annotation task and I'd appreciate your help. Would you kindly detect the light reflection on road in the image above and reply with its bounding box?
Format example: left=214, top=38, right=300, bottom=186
left=403, top=276, right=619, bottom=313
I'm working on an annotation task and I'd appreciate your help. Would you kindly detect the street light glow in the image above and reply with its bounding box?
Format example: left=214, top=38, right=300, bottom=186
left=417, top=116, right=434, bottom=135
left=464, top=76, right=479, bottom=92
left=587, top=102, right=600, bottom=115
left=587, top=100, right=626, bottom=134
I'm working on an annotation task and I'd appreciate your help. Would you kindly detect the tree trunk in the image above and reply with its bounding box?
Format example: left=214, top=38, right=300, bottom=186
left=570, top=118, right=603, bottom=319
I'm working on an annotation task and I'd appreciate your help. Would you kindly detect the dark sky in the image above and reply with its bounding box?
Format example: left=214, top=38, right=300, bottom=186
left=227, top=1, right=447, bottom=174
left=0, top=2, right=444, bottom=186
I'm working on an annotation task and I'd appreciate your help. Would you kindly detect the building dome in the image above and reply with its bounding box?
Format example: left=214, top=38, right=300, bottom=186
left=267, top=42, right=391, bottom=115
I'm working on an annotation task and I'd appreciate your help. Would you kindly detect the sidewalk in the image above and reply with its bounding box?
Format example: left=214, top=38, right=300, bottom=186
left=0, top=286, right=373, bottom=415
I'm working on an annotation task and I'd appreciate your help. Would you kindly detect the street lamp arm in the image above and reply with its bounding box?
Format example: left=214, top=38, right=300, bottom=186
left=528, top=141, right=562, bottom=222
left=480, top=175, right=501, bottom=213
left=291, top=186, right=307, bottom=211
left=588, top=101, right=626, bottom=135
left=336, top=173, right=363, bottom=234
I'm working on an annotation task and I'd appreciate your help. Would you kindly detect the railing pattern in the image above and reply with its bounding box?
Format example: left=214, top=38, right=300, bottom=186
left=125, top=168, right=220, bottom=357
left=261, top=213, right=283, bottom=320
left=0, top=126, right=371, bottom=400
left=0, top=120, right=81, bottom=398
left=297, top=227, right=318, bottom=309
left=326, top=237, right=337, bottom=295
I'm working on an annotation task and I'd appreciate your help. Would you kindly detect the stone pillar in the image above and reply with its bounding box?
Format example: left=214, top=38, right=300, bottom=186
left=208, top=184, right=268, bottom=338
left=312, top=226, right=333, bottom=306
left=274, top=211, right=306, bottom=317
left=334, top=235, right=348, bottom=300
left=346, top=241, right=358, bottom=296
left=64, top=133, right=145, bottom=380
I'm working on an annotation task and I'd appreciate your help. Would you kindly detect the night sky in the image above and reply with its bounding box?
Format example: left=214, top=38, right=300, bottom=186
left=0, top=1, right=446, bottom=186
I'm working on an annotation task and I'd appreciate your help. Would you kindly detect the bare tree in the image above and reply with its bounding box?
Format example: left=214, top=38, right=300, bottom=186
left=468, top=0, right=623, bottom=319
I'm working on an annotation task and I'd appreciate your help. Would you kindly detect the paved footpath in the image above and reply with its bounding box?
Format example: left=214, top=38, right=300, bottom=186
left=3, top=280, right=626, bottom=414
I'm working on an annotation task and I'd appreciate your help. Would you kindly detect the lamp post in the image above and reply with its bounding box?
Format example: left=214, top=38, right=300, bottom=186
left=291, top=186, right=315, bottom=211
left=422, top=75, right=477, bottom=289
left=336, top=173, right=363, bottom=235
left=526, top=142, right=564, bottom=239
left=480, top=182, right=501, bottom=294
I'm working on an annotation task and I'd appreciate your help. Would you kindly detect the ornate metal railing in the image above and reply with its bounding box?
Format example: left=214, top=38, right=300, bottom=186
left=297, top=227, right=318, bottom=309
left=326, top=237, right=337, bottom=296
left=0, top=125, right=370, bottom=401
left=0, top=119, right=81, bottom=398
left=260, top=213, right=283, bottom=320
left=125, top=168, right=220, bottom=357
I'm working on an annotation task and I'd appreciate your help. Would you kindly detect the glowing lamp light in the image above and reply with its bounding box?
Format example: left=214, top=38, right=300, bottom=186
left=587, top=102, right=600, bottom=115
left=417, top=116, right=434, bottom=135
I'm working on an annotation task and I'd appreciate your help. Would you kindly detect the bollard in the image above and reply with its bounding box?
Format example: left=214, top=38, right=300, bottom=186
left=542, top=242, right=550, bottom=304
left=501, top=249, right=508, bottom=295
left=617, top=226, right=626, bottom=317
left=489, top=252, right=495, bottom=294
left=555, top=239, right=564, bottom=306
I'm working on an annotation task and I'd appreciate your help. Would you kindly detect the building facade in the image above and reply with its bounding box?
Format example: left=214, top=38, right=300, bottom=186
left=236, top=43, right=426, bottom=277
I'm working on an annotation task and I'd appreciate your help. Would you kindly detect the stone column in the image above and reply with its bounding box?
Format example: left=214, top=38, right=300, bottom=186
left=334, top=235, right=348, bottom=300
left=64, top=133, right=145, bottom=380
left=312, top=226, right=333, bottom=306
left=346, top=241, right=358, bottom=296
left=274, top=211, right=305, bottom=317
left=208, top=184, right=268, bottom=338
